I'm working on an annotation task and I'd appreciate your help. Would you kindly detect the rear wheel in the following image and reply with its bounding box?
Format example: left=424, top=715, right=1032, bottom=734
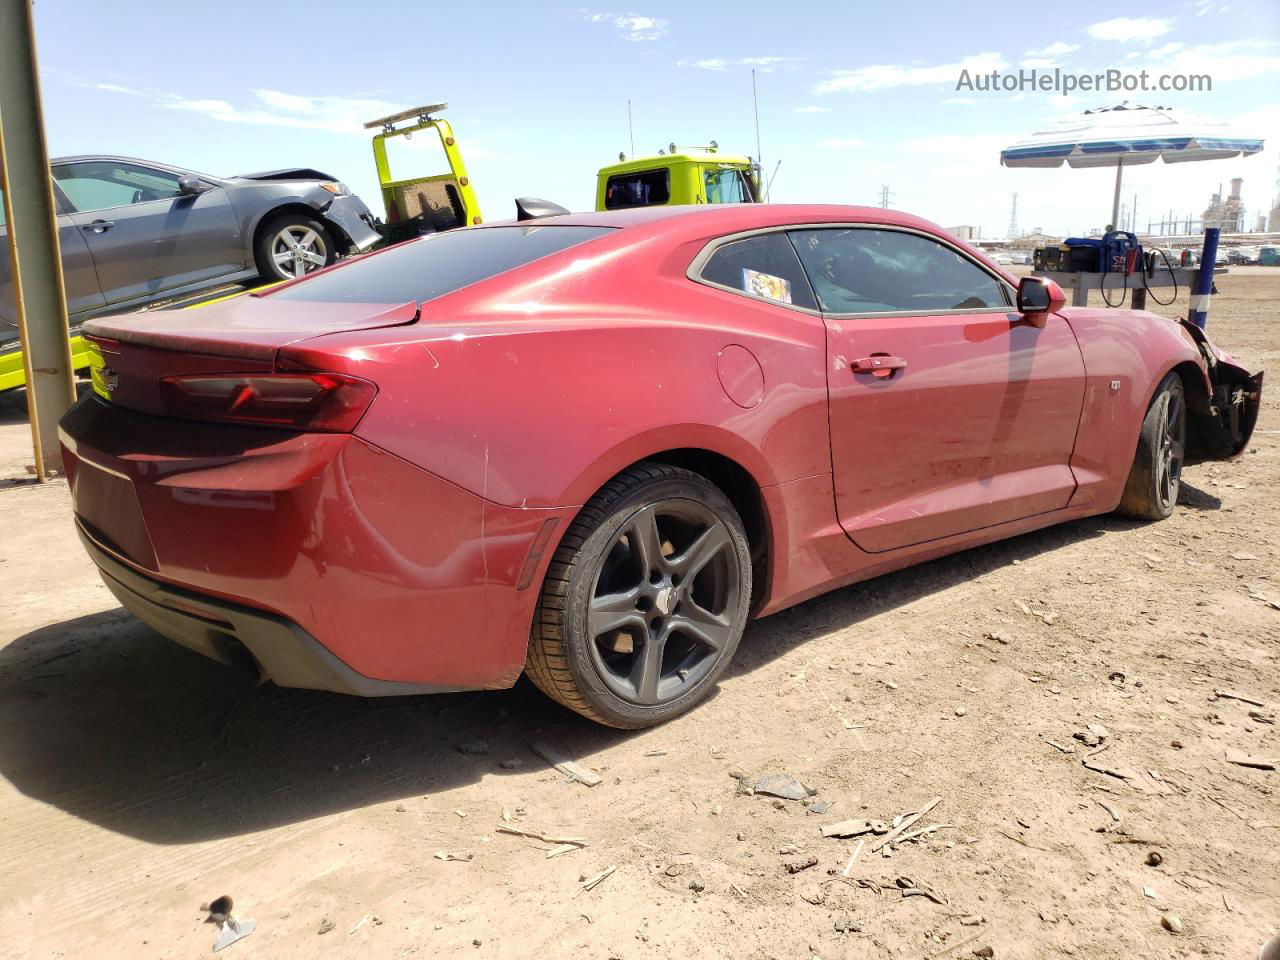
left=254, top=213, right=335, bottom=281
left=526, top=463, right=752, bottom=728
left=1116, top=372, right=1186, bottom=520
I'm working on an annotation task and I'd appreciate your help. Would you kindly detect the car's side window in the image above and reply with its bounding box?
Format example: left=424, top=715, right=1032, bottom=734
left=789, top=227, right=1011, bottom=315
left=53, top=161, right=184, bottom=214
left=604, top=170, right=670, bottom=209
left=698, top=232, right=818, bottom=310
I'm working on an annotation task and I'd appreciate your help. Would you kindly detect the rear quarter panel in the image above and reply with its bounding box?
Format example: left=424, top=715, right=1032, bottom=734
left=284, top=235, right=833, bottom=509
left=1061, top=307, right=1208, bottom=510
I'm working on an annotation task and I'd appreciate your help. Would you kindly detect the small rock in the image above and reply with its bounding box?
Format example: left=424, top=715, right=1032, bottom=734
left=833, top=913, right=859, bottom=933
left=986, top=631, right=1012, bottom=645
left=1146, top=851, right=1163, bottom=867
left=318, top=918, right=335, bottom=935
left=456, top=739, right=489, bottom=756
left=711, top=804, right=723, bottom=816
left=664, top=864, right=684, bottom=877
left=1171, top=740, right=1184, bottom=749
left=973, top=948, right=994, bottom=958
left=498, top=758, right=523, bottom=770
left=955, top=706, right=968, bottom=717
left=1048, top=686, right=1062, bottom=695
left=753, top=772, right=815, bottom=801
left=736, top=832, right=748, bottom=842
left=472, top=938, right=482, bottom=947
left=688, top=879, right=705, bottom=893
left=778, top=844, right=799, bottom=855
left=885, top=681, right=899, bottom=690
left=395, top=803, right=407, bottom=813
left=1161, top=914, right=1183, bottom=934
left=805, top=800, right=829, bottom=816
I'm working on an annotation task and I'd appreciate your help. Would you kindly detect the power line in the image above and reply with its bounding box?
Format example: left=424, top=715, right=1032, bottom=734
left=878, top=184, right=894, bottom=209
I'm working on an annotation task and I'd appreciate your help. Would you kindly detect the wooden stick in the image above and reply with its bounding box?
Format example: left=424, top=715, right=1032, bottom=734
left=871, top=797, right=942, bottom=852
left=841, top=838, right=865, bottom=877
left=895, top=823, right=954, bottom=845
left=926, top=929, right=986, bottom=959
left=530, top=741, right=602, bottom=787
left=1214, top=689, right=1265, bottom=707
left=496, top=825, right=588, bottom=846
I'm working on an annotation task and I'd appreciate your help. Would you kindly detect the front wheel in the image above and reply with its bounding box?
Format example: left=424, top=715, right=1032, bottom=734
left=526, top=463, right=752, bottom=728
left=1116, top=372, right=1186, bottom=520
left=254, top=213, right=336, bottom=281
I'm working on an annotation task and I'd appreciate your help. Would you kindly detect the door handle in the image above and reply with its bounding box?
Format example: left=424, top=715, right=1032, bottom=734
left=851, top=355, right=907, bottom=379
left=84, top=219, right=115, bottom=233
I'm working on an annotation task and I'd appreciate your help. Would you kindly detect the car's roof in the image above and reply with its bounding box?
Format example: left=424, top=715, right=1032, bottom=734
left=513, top=203, right=944, bottom=232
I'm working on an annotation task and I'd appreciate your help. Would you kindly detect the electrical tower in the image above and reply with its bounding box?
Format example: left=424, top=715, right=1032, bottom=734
left=878, top=184, right=894, bottom=209
left=1007, top=192, right=1019, bottom=240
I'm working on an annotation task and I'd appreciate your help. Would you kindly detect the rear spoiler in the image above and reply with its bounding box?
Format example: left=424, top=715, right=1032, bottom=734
left=234, top=168, right=337, bottom=182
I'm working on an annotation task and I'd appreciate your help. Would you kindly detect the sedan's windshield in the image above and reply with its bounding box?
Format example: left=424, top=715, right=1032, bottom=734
left=268, top=225, right=614, bottom=304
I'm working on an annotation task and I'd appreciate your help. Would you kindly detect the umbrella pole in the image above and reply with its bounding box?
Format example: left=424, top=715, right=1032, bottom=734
left=1109, top=157, right=1124, bottom=230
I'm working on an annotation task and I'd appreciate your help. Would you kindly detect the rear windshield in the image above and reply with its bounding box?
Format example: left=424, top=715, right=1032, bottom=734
left=268, top=225, right=613, bottom=304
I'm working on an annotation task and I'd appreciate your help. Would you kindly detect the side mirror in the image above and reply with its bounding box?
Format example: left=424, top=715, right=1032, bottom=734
left=1016, top=276, right=1065, bottom=327
left=177, top=175, right=204, bottom=197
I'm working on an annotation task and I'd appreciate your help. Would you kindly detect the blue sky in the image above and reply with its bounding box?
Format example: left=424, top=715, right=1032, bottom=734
left=34, top=0, right=1280, bottom=238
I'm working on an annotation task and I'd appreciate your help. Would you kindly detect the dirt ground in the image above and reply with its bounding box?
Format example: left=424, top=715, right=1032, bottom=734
left=1, top=271, right=1276, bottom=960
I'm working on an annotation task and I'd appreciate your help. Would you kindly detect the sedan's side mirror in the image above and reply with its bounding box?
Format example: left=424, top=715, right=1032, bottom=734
left=1016, top=276, right=1066, bottom=327
left=177, top=175, right=204, bottom=197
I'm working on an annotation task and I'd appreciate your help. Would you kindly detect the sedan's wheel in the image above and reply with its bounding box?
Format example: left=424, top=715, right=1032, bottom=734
left=526, top=463, right=752, bottom=728
left=254, top=214, right=335, bottom=281
left=1116, top=372, right=1187, bottom=520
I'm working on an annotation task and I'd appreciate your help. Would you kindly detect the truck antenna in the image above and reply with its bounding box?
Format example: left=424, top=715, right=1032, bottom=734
left=627, top=99, right=635, bottom=157
left=767, top=159, right=782, bottom=195
left=752, top=70, right=765, bottom=200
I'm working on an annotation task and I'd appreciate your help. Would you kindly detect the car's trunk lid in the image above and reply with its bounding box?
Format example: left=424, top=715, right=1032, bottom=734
left=81, top=297, right=418, bottom=417
left=82, top=297, right=419, bottom=362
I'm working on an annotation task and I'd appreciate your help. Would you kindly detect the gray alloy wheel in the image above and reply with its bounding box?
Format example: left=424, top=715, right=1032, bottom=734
left=526, top=463, right=752, bottom=728
left=269, top=224, right=329, bottom=278
left=254, top=213, right=336, bottom=282
left=1117, top=372, right=1187, bottom=520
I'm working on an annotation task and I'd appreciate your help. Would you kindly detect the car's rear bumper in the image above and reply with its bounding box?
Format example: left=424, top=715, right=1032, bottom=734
left=59, top=395, right=570, bottom=694
left=82, top=527, right=452, bottom=695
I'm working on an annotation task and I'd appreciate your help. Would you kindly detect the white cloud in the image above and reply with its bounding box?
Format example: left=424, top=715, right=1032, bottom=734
left=1087, top=17, right=1172, bottom=42
left=582, top=10, right=668, bottom=41
left=679, top=55, right=802, bottom=72
left=162, top=90, right=403, bottom=135
left=942, top=97, right=978, bottom=106
left=1025, top=41, right=1081, bottom=59
left=794, top=105, right=831, bottom=113
left=94, top=82, right=147, bottom=97
left=815, top=52, right=1007, bottom=94
left=817, top=137, right=866, bottom=149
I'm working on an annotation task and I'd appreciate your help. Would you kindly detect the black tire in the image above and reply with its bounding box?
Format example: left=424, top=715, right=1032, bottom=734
left=253, top=212, right=336, bottom=281
left=1116, top=372, right=1187, bottom=520
left=526, top=463, right=752, bottom=728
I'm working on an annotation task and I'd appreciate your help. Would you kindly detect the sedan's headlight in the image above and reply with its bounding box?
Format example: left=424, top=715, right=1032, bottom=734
left=319, top=182, right=350, bottom=195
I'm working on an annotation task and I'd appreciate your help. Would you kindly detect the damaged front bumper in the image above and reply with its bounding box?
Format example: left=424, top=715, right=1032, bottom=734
left=321, top=194, right=382, bottom=251
left=1182, top=320, right=1264, bottom=464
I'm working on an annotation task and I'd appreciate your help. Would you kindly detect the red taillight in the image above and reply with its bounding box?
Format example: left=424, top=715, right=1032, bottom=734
left=158, top=373, right=376, bottom=432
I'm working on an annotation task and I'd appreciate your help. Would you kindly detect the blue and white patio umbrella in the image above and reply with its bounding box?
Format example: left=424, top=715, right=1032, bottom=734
left=1000, top=102, right=1264, bottom=230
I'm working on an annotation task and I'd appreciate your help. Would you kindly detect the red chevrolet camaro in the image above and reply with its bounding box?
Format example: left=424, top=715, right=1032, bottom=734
left=60, top=204, right=1262, bottom=728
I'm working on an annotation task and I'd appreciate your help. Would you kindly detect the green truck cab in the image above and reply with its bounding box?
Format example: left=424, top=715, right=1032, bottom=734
left=595, top=145, right=760, bottom=211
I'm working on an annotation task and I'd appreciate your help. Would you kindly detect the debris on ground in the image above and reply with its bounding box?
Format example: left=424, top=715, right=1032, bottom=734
left=202, top=895, right=257, bottom=953
left=821, top=818, right=887, bottom=838
left=753, top=772, right=816, bottom=801
left=317, top=918, right=335, bottom=935
left=579, top=865, right=616, bottom=892
left=1213, top=689, right=1266, bottom=707
left=455, top=739, right=489, bottom=755
left=1146, top=851, right=1163, bottom=867
left=871, top=797, right=943, bottom=851
left=1224, top=751, right=1277, bottom=771
left=530, top=741, right=602, bottom=787
left=833, top=913, right=859, bottom=933
left=1073, top=723, right=1109, bottom=747
left=434, top=851, right=475, bottom=862
left=895, top=876, right=947, bottom=904
left=798, top=882, right=825, bottom=904
left=784, top=856, right=819, bottom=874
left=1161, top=914, right=1184, bottom=933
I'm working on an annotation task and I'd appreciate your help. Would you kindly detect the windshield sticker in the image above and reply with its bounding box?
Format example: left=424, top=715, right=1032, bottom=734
left=743, top=269, right=793, bottom=304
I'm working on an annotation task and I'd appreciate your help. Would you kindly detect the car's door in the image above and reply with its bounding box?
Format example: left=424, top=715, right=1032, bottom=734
left=52, top=159, right=244, bottom=305
left=789, top=225, right=1086, bottom=553
left=1, top=182, right=107, bottom=352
